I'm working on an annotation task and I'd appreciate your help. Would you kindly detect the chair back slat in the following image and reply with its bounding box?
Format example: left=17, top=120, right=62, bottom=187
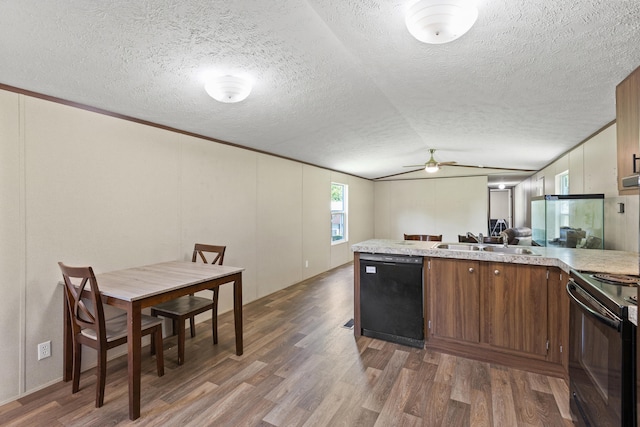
left=59, top=262, right=106, bottom=344
left=458, top=235, right=502, bottom=244
left=404, top=234, right=442, bottom=241
left=192, top=244, right=226, bottom=265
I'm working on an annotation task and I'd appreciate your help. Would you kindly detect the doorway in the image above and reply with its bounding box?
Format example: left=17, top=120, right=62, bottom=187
left=489, top=188, right=512, bottom=236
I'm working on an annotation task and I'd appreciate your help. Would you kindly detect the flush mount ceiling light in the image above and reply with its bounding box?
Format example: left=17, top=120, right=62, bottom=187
left=204, top=75, right=252, bottom=103
left=405, top=0, right=478, bottom=44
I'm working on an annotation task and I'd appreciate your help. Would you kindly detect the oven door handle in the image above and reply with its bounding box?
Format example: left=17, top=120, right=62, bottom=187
left=566, top=280, right=621, bottom=331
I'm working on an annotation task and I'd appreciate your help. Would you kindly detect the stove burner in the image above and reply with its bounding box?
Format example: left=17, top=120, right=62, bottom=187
left=592, top=273, right=639, bottom=286
left=626, top=295, right=638, bottom=305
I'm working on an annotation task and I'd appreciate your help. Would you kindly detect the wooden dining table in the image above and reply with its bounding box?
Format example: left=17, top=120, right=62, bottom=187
left=62, top=260, right=244, bottom=420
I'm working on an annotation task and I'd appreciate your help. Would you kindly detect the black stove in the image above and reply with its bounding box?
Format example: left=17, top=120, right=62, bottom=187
left=569, top=269, right=638, bottom=318
left=567, top=269, right=637, bottom=426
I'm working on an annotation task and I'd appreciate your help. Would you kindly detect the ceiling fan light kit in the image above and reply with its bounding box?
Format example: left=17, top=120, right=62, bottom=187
left=405, top=0, right=478, bottom=44
left=420, top=148, right=451, bottom=173
left=425, top=160, right=439, bottom=173
left=204, top=74, right=253, bottom=103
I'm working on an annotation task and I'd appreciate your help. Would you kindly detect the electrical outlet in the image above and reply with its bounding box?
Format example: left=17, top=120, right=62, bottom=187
left=38, top=341, right=51, bottom=360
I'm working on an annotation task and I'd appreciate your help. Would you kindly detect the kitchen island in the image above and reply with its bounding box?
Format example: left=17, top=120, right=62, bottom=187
left=352, top=239, right=639, bottom=378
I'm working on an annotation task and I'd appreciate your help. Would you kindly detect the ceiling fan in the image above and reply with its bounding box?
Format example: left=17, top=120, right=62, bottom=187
left=404, top=149, right=536, bottom=174
left=404, top=149, right=457, bottom=173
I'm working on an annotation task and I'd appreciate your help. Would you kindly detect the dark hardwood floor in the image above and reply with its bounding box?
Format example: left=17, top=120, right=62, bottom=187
left=0, top=262, right=573, bottom=426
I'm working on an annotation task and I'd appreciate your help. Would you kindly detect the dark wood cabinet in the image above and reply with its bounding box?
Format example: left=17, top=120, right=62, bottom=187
left=546, top=268, right=569, bottom=368
left=481, top=263, right=548, bottom=357
left=426, top=258, right=567, bottom=378
left=428, top=258, right=480, bottom=343
left=616, top=66, right=640, bottom=195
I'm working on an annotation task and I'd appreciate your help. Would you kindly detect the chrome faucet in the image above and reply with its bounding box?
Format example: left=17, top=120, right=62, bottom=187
left=499, top=231, right=509, bottom=247
left=466, top=231, right=483, bottom=244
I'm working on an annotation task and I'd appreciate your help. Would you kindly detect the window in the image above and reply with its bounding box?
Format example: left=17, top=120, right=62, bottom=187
left=331, top=182, right=348, bottom=244
left=536, top=176, right=544, bottom=196
left=555, top=170, right=569, bottom=195
left=555, top=171, right=570, bottom=233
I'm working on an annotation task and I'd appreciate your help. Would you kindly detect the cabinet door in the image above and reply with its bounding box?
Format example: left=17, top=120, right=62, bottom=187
left=428, top=258, right=480, bottom=343
left=616, top=67, right=640, bottom=195
left=547, top=268, right=568, bottom=367
left=482, top=263, right=548, bottom=356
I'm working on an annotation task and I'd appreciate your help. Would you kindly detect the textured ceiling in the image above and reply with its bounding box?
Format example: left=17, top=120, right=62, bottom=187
left=1, top=0, right=640, bottom=184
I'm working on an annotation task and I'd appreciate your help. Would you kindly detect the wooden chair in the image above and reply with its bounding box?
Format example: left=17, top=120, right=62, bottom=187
left=58, top=262, right=164, bottom=408
left=150, top=244, right=226, bottom=365
left=404, top=234, right=442, bottom=241
left=484, top=236, right=502, bottom=244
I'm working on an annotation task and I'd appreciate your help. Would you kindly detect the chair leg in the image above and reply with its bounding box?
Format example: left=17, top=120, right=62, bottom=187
left=212, top=288, right=219, bottom=345
left=177, top=318, right=186, bottom=366
left=96, top=347, right=107, bottom=408
left=189, top=315, right=196, bottom=338
left=154, top=326, right=164, bottom=376
left=72, top=341, right=82, bottom=393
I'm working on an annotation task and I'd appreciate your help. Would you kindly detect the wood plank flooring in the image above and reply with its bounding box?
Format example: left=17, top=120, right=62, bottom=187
left=0, top=262, right=574, bottom=426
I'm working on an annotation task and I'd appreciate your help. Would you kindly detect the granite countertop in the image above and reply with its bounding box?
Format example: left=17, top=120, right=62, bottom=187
left=353, top=239, right=640, bottom=326
left=351, top=239, right=639, bottom=276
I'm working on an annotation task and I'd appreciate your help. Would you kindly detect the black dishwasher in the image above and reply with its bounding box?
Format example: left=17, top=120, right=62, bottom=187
left=359, top=253, right=424, bottom=348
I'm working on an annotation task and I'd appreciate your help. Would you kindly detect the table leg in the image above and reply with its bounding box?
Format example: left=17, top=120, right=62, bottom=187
left=62, top=290, right=72, bottom=382
left=126, top=302, right=142, bottom=420
left=233, top=273, right=243, bottom=356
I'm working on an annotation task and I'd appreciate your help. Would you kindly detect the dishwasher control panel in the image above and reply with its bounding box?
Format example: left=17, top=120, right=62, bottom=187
left=359, top=253, right=423, bottom=265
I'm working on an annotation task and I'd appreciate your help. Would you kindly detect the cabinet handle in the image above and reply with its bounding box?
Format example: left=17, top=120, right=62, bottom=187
left=468, top=267, right=474, bottom=273
left=494, top=269, right=500, bottom=276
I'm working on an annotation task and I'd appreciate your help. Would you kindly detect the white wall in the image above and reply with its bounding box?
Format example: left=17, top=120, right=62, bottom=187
left=0, top=89, right=375, bottom=403
left=302, top=165, right=332, bottom=279
left=514, top=123, right=639, bottom=252
left=0, top=89, right=22, bottom=402
left=373, top=176, right=489, bottom=241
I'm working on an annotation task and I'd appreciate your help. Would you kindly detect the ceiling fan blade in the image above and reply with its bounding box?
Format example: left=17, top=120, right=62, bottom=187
left=447, top=164, right=536, bottom=172
left=402, top=148, right=536, bottom=174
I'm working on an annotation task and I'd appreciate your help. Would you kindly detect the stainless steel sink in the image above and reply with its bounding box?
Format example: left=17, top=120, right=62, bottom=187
left=433, top=243, right=539, bottom=256
left=433, top=243, right=483, bottom=251
left=482, top=246, right=539, bottom=255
